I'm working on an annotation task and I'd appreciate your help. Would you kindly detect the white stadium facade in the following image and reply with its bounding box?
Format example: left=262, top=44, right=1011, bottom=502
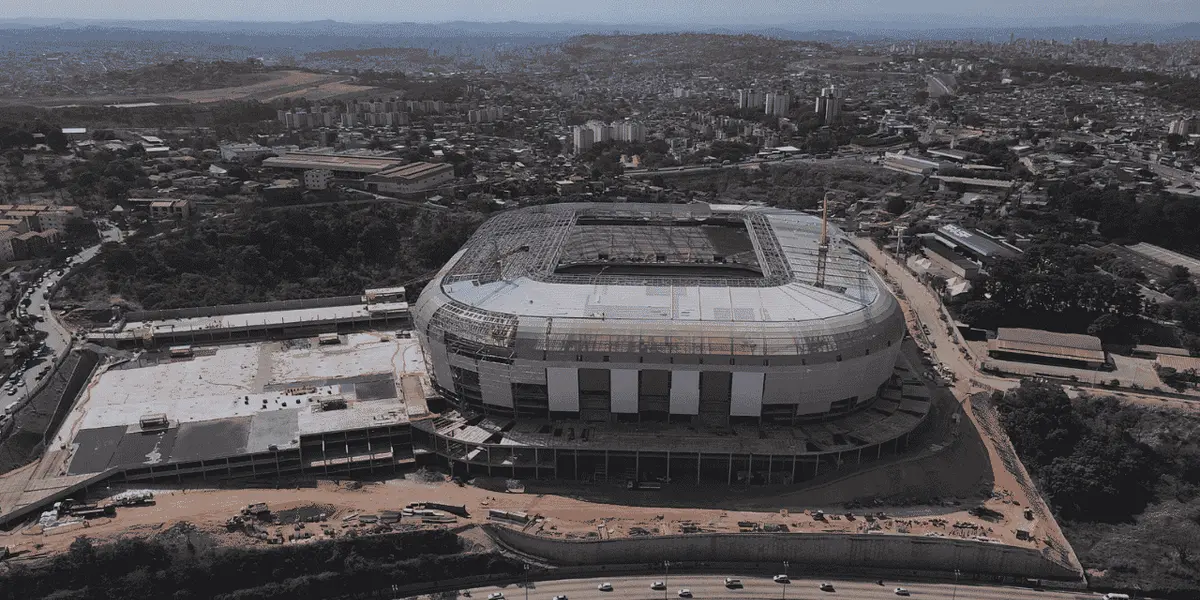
left=411, top=202, right=931, bottom=485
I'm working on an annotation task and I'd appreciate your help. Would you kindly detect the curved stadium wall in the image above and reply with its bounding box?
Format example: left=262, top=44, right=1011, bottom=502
left=413, top=202, right=905, bottom=426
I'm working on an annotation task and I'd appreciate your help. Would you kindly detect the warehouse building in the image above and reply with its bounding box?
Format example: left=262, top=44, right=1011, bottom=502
left=987, top=328, right=1108, bottom=369
left=261, top=151, right=403, bottom=179
left=365, top=162, right=455, bottom=196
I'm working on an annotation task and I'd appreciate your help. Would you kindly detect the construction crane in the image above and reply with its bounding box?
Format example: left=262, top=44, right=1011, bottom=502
left=815, top=191, right=832, bottom=289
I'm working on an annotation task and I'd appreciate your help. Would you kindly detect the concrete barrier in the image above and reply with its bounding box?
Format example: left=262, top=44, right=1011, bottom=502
left=485, top=525, right=1081, bottom=582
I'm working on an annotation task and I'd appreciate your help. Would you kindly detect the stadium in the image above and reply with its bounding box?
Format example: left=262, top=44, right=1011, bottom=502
left=412, top=202, right=931, bottom=485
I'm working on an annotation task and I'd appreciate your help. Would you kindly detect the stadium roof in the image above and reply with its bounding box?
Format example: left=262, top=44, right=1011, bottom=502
left=415, top=203, right=902, bottom=356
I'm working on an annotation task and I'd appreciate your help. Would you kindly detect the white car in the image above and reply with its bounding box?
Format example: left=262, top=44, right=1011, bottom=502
left=650, top=582, right=666, bottom=591
left=552, top=596, right=568, bottom=600
left=487, top=593, right=504, bottom=600
left=724, top=578, right=742, bottom=588
left=678, top=590, right=692, bottom=598
left=894, top=589, right=909, bottom=596
left=597, top=583, right=613, bottom=592
left=773, top=575, right=790, bottom=584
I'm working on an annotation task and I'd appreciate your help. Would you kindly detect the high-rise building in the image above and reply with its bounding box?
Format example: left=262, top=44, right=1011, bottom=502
left=737, top=89, right=765, bottom=110
left=573, top=125, right=595, bottom=153
left=589, top=120, right=612, bottom=144
left=1168, top=117, right=1197, bottom=137
left=816, top=86, right=845, bottom=123
left=765, top=92, right=791, bottom=117
left=611, top=120, right=647, bottom=143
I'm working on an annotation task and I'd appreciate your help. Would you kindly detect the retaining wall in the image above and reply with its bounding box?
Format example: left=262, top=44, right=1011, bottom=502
left=125, top=295, right=363, bottom=322
left=486, top=525, right=1080, bottom=581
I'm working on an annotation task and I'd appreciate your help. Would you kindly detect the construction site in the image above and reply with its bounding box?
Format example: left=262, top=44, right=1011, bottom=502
left=0, top=205, right=1084, bottom=586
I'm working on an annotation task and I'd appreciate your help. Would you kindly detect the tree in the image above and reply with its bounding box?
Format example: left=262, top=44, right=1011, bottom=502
left=959, top=299, right=1004, bottom=330
left=1086, top=313, right=1122, bottom=341
left=885, top=196, right=907, bottom=215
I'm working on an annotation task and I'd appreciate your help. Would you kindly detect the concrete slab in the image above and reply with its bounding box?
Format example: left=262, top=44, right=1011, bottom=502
left=108, top=428, right=177, bottom=469
left=171, top=418, right=252, bottom=462
left=66, top=426, right=125, bottom=475
left=246, top=410, right=300, bottom=453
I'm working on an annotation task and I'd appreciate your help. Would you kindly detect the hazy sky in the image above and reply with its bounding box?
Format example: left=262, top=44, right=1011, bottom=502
left=3, top=0, right=1199, bottom=26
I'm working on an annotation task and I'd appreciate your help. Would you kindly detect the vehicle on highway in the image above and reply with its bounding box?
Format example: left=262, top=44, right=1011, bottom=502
left=894, top=588, right=909, bottom=596
left=678, top=590, right=691, bottom=598
left=724, top=578, right=742, bottom=588
left=597, top=583, right=613, bottom=592
left=6, top=388, right=15, bottom=396
left=650, top=582, right=666, bottom=591
left=487, top=593, right=504, bottom=600
left=1103, top=595, right=1130, bottom=600
left=773, top=575, right=790, bottom=584
left=820, top=583, right=835, bottom=592
left=552, top=595, right=568, bottom=600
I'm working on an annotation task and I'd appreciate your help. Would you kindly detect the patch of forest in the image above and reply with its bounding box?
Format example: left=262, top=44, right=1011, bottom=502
left=61, top=204, right=483, bottom=310
left=994, top=381, right=1200, bottom=598
left=0, top=527, right=522, bottom=600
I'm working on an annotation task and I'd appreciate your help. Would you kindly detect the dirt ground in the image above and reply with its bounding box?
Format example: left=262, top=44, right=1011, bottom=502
left=165, top=70, right=377, bottom=103
left=0, top=458, right=1047, bottom=564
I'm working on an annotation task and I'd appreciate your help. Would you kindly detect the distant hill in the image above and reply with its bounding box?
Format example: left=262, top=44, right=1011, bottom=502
left=0, top=18, right=1197, bottom=42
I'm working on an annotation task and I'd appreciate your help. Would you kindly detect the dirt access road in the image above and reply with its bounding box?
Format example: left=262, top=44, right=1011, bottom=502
left=852, top=238, right=1081, bottom=573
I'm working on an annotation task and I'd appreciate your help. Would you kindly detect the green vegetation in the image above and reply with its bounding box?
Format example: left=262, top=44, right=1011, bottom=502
left=62, top=204, right=482, bottom=310
left=995, top=382, right=1200, bottom=597
left=0, top=528, right=522, bottom=600
left=27, top=59, right=276, bottom=99
left=953, top=243, right=1143, bottom=333
left=1004, top=59, right=1200, bottom=111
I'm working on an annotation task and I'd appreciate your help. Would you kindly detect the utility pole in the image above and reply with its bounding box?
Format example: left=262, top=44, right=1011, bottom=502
left=523, top=563, right=530, bottom=600
left=951, top=569, right=960, bottom=600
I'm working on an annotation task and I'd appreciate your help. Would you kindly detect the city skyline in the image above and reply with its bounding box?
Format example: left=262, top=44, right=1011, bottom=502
left=2, top=0, right=1200, bottom=26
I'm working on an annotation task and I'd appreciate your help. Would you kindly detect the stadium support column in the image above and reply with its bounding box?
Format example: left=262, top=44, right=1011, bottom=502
left=727, top=453, right=733, bottom=485
left=696, top=453, right=701, bottom=485
left=666, top=451, right=670, bottom=481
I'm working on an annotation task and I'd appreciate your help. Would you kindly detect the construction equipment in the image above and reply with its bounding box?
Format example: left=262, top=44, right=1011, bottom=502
left=815, top=191, right=831, bottom=289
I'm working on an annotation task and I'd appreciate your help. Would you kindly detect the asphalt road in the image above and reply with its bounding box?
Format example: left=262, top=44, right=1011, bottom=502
left=625, top=155, right=871, bottom=178
left=4, top=222, right=122, bottom=404
left=467, top=575, right=1091, bottom=600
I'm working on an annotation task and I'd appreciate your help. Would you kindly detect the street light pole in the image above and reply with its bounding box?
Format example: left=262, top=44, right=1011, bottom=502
left=663, top=560, right=670, bottom=600
left=782, top=561, right=789, bottom=600
left=952, top=569, right=960, bottom=600
left=523, top=563, right=529, bottom=600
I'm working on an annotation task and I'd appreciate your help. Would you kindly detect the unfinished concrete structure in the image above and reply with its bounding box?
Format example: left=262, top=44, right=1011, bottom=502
left=413, top=203, right=927, bottom=484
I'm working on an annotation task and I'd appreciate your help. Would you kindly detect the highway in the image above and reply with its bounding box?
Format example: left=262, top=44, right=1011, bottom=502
left=466, top=575, right=1090, bottom=600
left=4, top=221, right=122, bottom=405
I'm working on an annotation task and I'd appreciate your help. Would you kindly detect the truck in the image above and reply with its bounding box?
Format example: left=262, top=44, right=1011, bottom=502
left=110, top=490, right=155, bottom=507
left=73, top=506, right=117, bottom=519
left=626, top=480, right=662, bottom=491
